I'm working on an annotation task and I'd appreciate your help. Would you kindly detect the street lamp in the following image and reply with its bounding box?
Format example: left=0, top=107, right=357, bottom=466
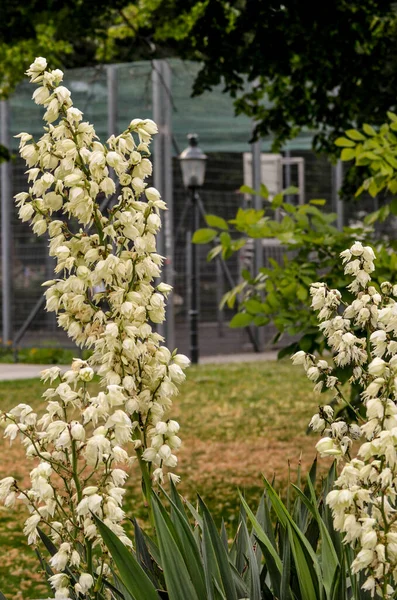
left=179, top=134, right=207, bottom=364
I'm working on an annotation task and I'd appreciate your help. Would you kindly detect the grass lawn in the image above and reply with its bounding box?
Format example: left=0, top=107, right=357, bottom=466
left=0, top=360, right=328, bottom=599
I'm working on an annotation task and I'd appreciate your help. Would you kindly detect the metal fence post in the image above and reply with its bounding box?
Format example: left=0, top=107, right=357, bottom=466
left=298, top=158, right=305, bottom=205
left=284, top=148, right=291, bottom=203
left=152, top=59, right=175, bottom=349
left=216, top=257, right=224, bottom=337
left=107, top=65, right=118, bottom=187
left=0, top=100, right=12, bottom=346
left=251, top=132, right=264, bottom=351
left=332, top=160, right=344, bottom=230
left=107, top=64, right=118, bottom=138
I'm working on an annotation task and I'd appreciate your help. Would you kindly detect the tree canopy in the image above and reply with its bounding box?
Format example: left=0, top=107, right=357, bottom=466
left=2, top=1, right=397, bottom=152
left=147, top=0, right=397, bottom=152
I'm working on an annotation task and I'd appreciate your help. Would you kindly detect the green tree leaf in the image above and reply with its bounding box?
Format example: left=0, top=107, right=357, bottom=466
left=390, top=198, right=397, bottom=216
left=363, top=123, right=377, bottom=136
left=260, top=183, right=269, bottom=198
left=229, top=313, right=253, bottom=328
left=272, top=193, right=284, bottom=208
left=389, top=180, right=397, bottom=194
left=340, top=148, right=356, bottom=161
left=205, top=214, right=228, bottom=230
left=240, top=184, right=256, bottom=195
left=192, top=229, right=217, bottom=244
left=334, top=137, right=355, bottom=147
left=345, top=129, right=365, bottom=141
left=387, top=111, right=397, bottom=122
left=282, top=186, right=300, bottom=195
left=244, top=298, right=264, bottom=313
left=207, top=245, right=223, bottom=261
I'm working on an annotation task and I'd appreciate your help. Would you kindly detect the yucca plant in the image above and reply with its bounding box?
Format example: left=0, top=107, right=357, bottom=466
left=92, top=461, right=371, bottom=600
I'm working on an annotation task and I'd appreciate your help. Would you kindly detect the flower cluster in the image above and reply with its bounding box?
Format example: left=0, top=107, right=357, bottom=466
left=0, top=57, right=189, bottom=598
left=293, top=240, right=397, bottom=597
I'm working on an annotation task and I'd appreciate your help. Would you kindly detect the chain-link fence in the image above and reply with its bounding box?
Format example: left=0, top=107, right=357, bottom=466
left=0, top=59, right=382, bottom=358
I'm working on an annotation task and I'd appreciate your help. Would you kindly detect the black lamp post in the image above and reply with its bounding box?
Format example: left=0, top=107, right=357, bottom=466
left=179, top=134, right=207, bottom=364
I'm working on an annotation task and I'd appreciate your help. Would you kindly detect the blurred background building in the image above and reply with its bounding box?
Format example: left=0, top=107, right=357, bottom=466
left=0, top=59, right=379, bottom=358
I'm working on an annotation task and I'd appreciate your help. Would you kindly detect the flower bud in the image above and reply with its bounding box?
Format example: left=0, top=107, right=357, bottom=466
left=79, top=573, right=94, bottom=593
left=19, top=204, right=34, bottom=222
left=142, top=119, right=158, bottom=135
left=32, top=86, right=50, bottom=105
left=32, top=219, right=47, bottom=236
left=55, top=245, right=70, bottom=260
left=291, top=351, right=307, bottom=365
left=381, top=281, right=393, bottom=295
left=145, top=187, right=161, bottom=202
left=158, top=444, right=171, bottom=460
left=167, top=420, right=180, bottom=434
left=79, top=367, right=94, bottom=382
left=350, top=241, right=364, bottom=256
left=173, top=354, right=190, bottom=369
left=155, top=422, right=168, bottom=435
left=71, top=423, right=85, bottom=441
left=28, top=57, right=47, bottom=73
left=316, top=437, right=342, bottom=456
left=368, top=357, right=386, bottom=377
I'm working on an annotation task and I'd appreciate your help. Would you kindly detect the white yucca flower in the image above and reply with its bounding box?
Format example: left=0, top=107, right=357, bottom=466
left=292, top=240, right=397, bottom=596
left=0, top=57, right=190, bottom=597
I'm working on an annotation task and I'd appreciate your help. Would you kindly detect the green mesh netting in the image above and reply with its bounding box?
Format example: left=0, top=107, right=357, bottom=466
left=9, top=59, right=313, bottom=154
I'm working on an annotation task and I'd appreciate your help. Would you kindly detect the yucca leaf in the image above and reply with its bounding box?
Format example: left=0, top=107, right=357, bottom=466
left=240, top=520, right=261, bottom=600
left=261, top=580, right=275, bottom=600
left=254, top=493, right=267, bottom=535
left=306, top=477, right=339, bottom=597
left=239, top=493, right=283, bottom=573
left=152, top=495, right=200, bottom=600
left=213, top=578, right=227, bottom=599
left=252, top=494, right=266, bottom=570
left=230, top=504, right=246, bottom=572
left=202, top=510, right=226, bottom=600
left=0, top=591, right=7, bottom=600
left=262, top=478, right=322, bottom=582
left=229, top=562, right=249, bottom=599
left=35, top=547, right=53, bottom=579
left=185, top=499, right=203, bottom=529
left=133, top=519, right=161, bottom=587
left=169, top=480, right=190, bottom=524
left=199, top=497, right=238, bottom=600
left=287, top=522, right=320, bottom=600
left=37, top=527, right=58, bottom=556
left=94, top=516, right=159, bottom=600
left=255, top=538, right=282, bottom=598
left=305, top=515, right=321, bottom=552
left=295, top=459, right=317, bottom=532
left=141, top=528, right=162, bottom=566
left=280, top=533, right=293, bottom=600
left=262, top=494, right=278, bottom=550
left=167, top=496, right=207, bottom=598
left=102, top=573, right=130, bottom=599
left=322, top=463, right=342, bottom=555
left=330, top=562, right=344, bottom=600
left=293, top=474, right=338, bottom=571
left=220, top=519, right=228, bottom=552
left=153, top=493, right=202, bottom=582
left=112, top=571, right=137, bottom=600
